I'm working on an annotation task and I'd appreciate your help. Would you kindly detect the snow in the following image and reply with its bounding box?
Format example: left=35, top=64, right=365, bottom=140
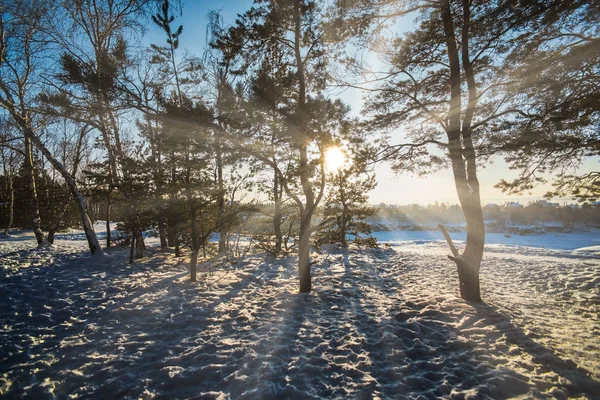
left=1, top=229, right=599, bottom=399
left=374, top=228, right=600, bottom=251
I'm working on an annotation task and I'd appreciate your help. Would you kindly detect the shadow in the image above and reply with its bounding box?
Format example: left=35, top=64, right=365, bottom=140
left=218, top=287, right=311, bottom=400
left=319, top=247, right=526, bottom=399
left=0, top=231, right=38, bottom=243
left=472, top=302, right=600, bottom=398
left=47, top=252, right=283, bottom=399
left=3, top=245, right=598, bottom=399
left=339, top=248, right=481, bottom=398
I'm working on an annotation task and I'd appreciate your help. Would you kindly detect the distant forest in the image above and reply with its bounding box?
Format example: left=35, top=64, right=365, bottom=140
left=371, top=202, right=600, bottom=233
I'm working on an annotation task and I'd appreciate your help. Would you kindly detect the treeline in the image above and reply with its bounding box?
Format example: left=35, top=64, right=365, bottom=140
left=371, top=203, right=600, bottom=232
left=0, top=0, right=597, bottom=301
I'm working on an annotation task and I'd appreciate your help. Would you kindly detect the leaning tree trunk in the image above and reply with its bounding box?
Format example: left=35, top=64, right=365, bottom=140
left=23, top=125, right=103, bottom=255
left=23, top=135, right=45, bottom=246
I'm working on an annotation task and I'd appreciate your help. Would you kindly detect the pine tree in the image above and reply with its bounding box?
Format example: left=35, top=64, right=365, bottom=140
left=317, top=161, right=377, bottom=248
left=213, top=0, right=348, bottom=292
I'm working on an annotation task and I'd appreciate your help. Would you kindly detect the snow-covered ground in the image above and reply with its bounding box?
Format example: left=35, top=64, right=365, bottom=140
left=1, top=228, right=599, bottom=399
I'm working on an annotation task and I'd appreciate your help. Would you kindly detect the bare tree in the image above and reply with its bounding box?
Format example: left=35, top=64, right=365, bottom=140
left=0, top=0, right=103, bottom=253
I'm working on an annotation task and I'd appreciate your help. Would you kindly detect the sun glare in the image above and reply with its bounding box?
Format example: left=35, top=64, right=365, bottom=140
left=325, top=146, right=346, bottom=173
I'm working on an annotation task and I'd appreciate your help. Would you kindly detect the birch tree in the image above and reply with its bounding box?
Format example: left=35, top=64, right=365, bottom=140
left=0, top=0, right=103, bottom=253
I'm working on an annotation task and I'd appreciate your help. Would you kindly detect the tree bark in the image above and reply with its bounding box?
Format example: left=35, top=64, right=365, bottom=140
left=294, top=2, right=316, bottom=293
left=22, top=125, right=102, bottom=255
left=23, top=135, right=46, bottom=246
left=190, top=250, right=198, bottom=282
left=105, top=199, right=111, bottom=248
left=129, top=227, right=135, bottom=264
left=441, top=0, right=483, bottom=302
left=298, top=214, right=312, bottom=293
left=4, top=175, right=14, bottom=235
left=135, top=229, right=144, bottom=258
left=159, top=220, right=168, bottom=249
left=216, top=144, right=227, bottom=255
left=273, top=194, right=283, bottom=254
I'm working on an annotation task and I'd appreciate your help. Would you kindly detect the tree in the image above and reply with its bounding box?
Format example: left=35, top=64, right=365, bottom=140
left=334, top=0, right=560, bottom=301
left=0, top=0, right=103, bottom=254
left=317, top=153, right=377, bottom=248
left=39, top=0, right=164, bottom=255
left=489, top=1, right=600, bottom=202
left=0, top=125, right=22, bottom=235
left=244, top=46, right=295, bottom=255
left=214, top=0, right=345, bottom=292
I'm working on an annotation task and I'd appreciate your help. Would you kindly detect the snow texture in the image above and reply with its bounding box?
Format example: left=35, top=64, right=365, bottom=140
left=1, top=229, right=599, bottom=399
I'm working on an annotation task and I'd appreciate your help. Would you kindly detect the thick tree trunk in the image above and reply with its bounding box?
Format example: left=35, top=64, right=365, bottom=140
left=459, top=201, right=484, bottom=301
left=441, top=0, right=483, bottom=302
left=23, top=136, right=45, bottom=246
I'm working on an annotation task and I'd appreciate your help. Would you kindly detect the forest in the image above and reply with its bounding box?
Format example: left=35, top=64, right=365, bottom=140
left=0, top=0, right=599, bottom=399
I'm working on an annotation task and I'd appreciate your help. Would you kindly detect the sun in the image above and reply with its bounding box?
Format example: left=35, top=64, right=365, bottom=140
left=325, top=146, right=346, bottom=173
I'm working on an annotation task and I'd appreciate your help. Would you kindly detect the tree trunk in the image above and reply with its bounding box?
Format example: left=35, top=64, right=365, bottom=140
left=23, top=135, right=45, bottom=246
left=135, top=234, right=144, bottom=258
left=273, top=175, right=282, bottom=254
left=159, top=220, right=168, bottom=249
left=340, top=201, right=348, bottom=247
left=298, top=214, right=312, bottom=293
left=23, top=126, right=102, bottom=255
left=106, top=200, right=111, bottom=248
left=190, top=250, right=198, bottom=282
left=441, top=0, right=483, bottom=302
left=292, top=1, right=318, bottom=293
left=47, top=229, right=55, bottom=244
left=216, top=146, right=227, bottom=255
left=135, top=228, right=144, bottom=259
left=129, top=227, right=135, bottom=264
left=4, top=177, right=14, bottom=235
left=188, top=202, right=198, bottom=279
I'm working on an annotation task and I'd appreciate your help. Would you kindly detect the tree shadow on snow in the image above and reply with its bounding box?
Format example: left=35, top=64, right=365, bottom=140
left=326, top=247, right=537, bottom=399
left=471, top=302, right=600, bottom=398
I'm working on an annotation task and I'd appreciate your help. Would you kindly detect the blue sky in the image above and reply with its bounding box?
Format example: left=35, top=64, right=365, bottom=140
left=141, top=0, right=596, bottom=205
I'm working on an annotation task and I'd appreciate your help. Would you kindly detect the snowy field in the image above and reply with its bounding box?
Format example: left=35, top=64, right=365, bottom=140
left=1, top=227, right=599, bottom=399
